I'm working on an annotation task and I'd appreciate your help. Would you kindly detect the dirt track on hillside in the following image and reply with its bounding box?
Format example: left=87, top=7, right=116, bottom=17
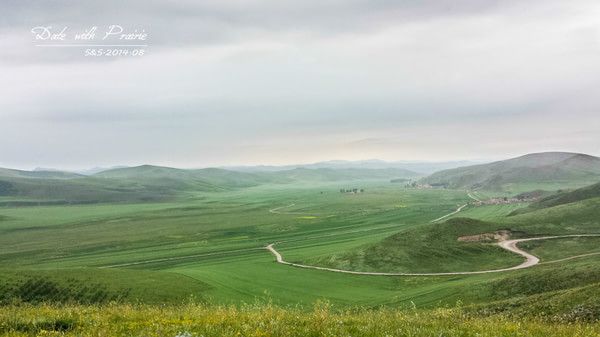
left=266, top=235, right=600, bottom=276
left=266, top=194, right=600, bottom=276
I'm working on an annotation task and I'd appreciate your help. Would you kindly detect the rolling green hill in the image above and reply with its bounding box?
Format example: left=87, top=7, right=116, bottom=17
left=0, top=165, right=200, bottom=204
left=0, top=168, right=84, bottom=179
left=94, top=165, right=277, bottom=191
left=420, top=152, right=600, bottom=192
left=307, top=217, right=522, bottom=273
left=308, top=187, right=600, bottom=274
left=510, top=181, right=600, bottom=215
left=0, top=268, right=210, bottom=305
left=96, top=165, right=419, bottom=184
left=296, top=190, right=600, bottom=322
left=267, top=167, right=420, bottom=182
left=0, top=165, right=420, bottom=205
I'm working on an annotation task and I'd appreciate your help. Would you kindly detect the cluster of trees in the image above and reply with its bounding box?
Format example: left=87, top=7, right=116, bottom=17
left=339, top=188, right=364, bottom=193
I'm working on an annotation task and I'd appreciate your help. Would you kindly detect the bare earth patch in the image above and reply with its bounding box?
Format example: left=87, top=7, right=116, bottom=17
left=458, top=230, right=511, bottom=243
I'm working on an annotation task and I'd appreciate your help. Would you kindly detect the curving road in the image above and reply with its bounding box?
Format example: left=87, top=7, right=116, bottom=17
left=429, top=192, right=480, bottom=223
left=266, top=235, right=600, bottom=276
left=429, top=203, right=469, bottom=223
left=265, top=195, right=600, bottom=275
left=467, top=192, right=483, bottom=202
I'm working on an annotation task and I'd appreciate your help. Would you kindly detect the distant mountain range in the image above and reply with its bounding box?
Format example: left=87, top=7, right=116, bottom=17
left=420, top=152, right=600, bottom=191
left=2, top=152, right=600, bottom=205
left=224, top=159, right=482, bottom=174
left=94, top=165, right=421, bottom=185
left=24, top=159, right=483, bottom=176
left=0, top=164, right=420, bottom=205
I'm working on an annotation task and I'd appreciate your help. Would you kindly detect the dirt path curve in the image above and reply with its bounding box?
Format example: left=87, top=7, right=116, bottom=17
left=429, top=192, right=479, bottom=223
left=429, top=204, right=469, bottom=223
left=467, top=192, right=483, bottom=202
left=265, top=193, right=600, bottom=275
left=268, top=203, right=296, bottom=214
left=266, top=235, right=600, bottom=276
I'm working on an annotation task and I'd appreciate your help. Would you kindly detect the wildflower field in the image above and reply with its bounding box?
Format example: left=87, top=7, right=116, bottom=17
left=2, top=303, right=600, bottom=337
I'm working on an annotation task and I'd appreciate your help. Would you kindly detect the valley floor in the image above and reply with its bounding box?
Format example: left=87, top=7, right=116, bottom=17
left=1, top=180, right=600, bottom=326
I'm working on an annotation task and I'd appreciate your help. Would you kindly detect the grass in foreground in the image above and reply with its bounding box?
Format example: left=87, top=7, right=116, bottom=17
left=1, top=303, right=600, bottom=337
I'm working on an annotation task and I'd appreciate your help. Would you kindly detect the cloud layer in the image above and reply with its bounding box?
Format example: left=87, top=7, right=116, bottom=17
left=1, top=0, right=599, bottom=169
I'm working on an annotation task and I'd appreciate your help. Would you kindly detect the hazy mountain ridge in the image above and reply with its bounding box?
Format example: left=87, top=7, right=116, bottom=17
left=95, top=165, right=420, bottom=185
left=225, top=159, right=482, bottom=174
left=0, top=164, right=419, bottom=204
left=0, top=167, right=84, bottom=180
left=419, top=152, right=600, bottom=190
left=3, top=152, right=600, bottom=203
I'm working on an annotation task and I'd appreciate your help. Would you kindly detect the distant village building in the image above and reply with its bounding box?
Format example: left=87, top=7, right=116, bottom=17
left=471, top=196, right=539, bottom=206
left=404, top=181, right=447, bottom=189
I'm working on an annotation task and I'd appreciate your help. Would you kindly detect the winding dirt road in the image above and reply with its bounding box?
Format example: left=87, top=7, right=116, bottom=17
left=430, top=192, right=480, bottom=223
left=265, top=195, right=600, bottom=275
left=266, top=235, right=600, bottom=276
left=467, top=192, right=483, bottom=202
left=429, top=203, right=469, bottom=223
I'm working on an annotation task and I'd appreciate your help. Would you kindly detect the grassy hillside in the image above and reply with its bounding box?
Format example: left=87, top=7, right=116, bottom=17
left=420, top=152, right=600, bottom=192
left=308, top=189, right=600, bottom=274
left=0, top=165, right=420, bottom=206
left=506, top=196, right=600, bottom=234
left=0, top=168, right=83, bottom=179
left=94, top=165, right=277, bottom=187
left=510, top=181, right=600, bottom=215
left=0, top=268, right=210, bottom=305
left=307, top=218, right=522, bottom=273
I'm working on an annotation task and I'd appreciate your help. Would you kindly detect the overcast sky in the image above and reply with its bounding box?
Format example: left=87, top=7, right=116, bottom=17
left=1, top=0, right=599, bottom=170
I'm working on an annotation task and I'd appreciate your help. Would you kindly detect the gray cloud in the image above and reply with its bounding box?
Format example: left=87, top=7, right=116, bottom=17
left=0, top=0, right=599, bottom=169
left=0, top=0, right=553, bottom=64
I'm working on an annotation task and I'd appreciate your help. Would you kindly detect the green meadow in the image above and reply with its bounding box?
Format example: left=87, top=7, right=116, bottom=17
left=1, top=182, right=474, bottom=305
left=1, top=164, right=600, bottom=335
